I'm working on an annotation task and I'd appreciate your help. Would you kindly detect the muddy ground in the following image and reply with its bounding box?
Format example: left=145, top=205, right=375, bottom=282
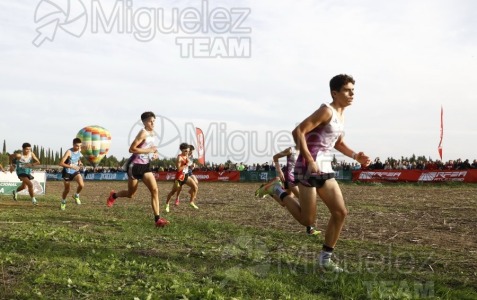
left=36, top=180, right=476, bottom=255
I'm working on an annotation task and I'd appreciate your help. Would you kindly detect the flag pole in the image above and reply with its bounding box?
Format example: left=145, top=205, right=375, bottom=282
left=438, top=105, right=443, bottom=161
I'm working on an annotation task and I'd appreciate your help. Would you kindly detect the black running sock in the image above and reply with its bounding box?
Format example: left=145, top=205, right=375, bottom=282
left=322, top=244, right=334, bottom=252
left=113, top=193, right=118, bottom=199
left=155, top=215, right=160, bottom=222
left=306, top=226, right=312, bottom=233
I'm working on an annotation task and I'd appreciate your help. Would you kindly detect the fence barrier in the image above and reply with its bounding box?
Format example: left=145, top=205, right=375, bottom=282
left=43, top=170, right=354, bottom=182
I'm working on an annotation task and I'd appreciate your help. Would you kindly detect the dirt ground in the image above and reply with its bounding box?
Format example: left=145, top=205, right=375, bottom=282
left=41, top=180, right=477, bottom=255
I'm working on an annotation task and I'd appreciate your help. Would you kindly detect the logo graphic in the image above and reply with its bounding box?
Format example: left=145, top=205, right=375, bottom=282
left=259, top=172, right=269, bottom=181
left=17, top=180, right=44, bottom=195
left=358, top=171, right=401, bottom=181
left=127, top=114, right=182, bottom=153
left=219, top=235, right=271, bottom=287
left=418, top=171, right=467, bottom=182
left=31, top=0, right=251, bottom=58
left=33, top=0, right=87, bottom=47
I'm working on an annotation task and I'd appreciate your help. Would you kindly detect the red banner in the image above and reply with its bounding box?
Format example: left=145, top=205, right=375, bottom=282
left=352, top=169, right=477, bottom=183
left=154, top=171, right=240, bottom=182
left=196, top=127, right=205, bottom=165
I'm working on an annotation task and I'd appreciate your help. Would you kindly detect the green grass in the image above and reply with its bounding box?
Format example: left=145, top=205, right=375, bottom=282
left=1, top=182, right=476, bottom=299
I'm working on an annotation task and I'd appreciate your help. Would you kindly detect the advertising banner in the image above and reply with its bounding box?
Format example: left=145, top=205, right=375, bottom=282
left=196, top=127, right=205, bottom=165
left=154, top=171, right=240, bottom=182
left=352, top=170, right=477, bottom=183
left=0, top=171, right=47, bottom=195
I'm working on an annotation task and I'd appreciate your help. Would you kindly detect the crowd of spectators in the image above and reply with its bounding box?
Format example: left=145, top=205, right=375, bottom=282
left=363, top=157, right=477, bottom=170
left=200, top=158, right=477, bottom=173
left=42, top=157, right=477, bottom=174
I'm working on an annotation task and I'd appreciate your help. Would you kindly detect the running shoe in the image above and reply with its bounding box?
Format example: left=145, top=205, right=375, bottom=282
left=307, top=227, right=321, bottom=236
left=107, top=191, right=116, bottom=207
left=155, top=218, right=170, bottom=227
left=60, top=201, right=66, bottom=211
left=174, top=198, right=180, bottom=206
left=165, top=204, right=170, bottom=213
left=255, top=184, right=264, bottom=197
left=320, top=259, right=344, bottom=273
left=72, top=194, right=81, bottom=205
left=32, top=198, right=38, bottom=205
left=190, top=202, right=199, bottom=210
left=255, top=177, right=282, bottom=198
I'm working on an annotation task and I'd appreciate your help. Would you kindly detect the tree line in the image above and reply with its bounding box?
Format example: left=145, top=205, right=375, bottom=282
left=0, top=140, right=180, bottom=170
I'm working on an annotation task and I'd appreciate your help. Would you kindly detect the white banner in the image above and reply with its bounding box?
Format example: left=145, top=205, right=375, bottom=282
left=0, top=171, right=47, bottom=195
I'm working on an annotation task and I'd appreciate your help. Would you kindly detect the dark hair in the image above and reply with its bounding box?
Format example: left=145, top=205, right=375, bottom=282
left=179, top=142, right=189, bottom=150
left=189, top=145, right=195, bottom=151
left=22, top=143, right=31, bottom=149
left=73, top=138, right=82, bottom=144
left=141, top=111, right=156, bottom=121
left=329, top=74, right=355, bottom=92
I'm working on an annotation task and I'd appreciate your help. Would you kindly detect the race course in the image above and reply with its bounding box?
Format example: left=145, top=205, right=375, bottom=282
left=1, top=181, right=476, bottom=299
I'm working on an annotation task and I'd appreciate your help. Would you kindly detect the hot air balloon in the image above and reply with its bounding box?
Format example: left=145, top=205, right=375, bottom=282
left=76, top=125, right=111, bottom=167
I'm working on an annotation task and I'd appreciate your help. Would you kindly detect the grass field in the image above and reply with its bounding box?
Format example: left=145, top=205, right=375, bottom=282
left=1, top=181, right=476, bottom=299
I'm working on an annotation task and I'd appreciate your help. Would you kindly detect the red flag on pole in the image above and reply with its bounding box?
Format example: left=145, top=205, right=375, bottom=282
left=437, top=106, right=443, bottom=160
left=196, top=127, right=205, bottom=165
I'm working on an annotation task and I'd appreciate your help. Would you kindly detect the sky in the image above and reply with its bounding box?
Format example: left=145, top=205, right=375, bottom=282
left=1, top=0, right=476, bottom=165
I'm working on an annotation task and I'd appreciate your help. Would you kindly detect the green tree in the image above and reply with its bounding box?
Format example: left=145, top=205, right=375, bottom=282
left=40, top=147, right=45, bottom=164
left=0, top=153, right=8, bottom=166
left=416, top=155, right=428, bottom=163
left=2, top=140, right=6, bottom=154
left=54, top=151, right=60, bottom=165
left=107, top=155, right=119, bottom=167
left=46, top=148, right=52, bottom=166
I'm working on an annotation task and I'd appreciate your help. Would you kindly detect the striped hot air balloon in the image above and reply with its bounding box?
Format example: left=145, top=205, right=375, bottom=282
left=76, top=125, right=111, bottom=167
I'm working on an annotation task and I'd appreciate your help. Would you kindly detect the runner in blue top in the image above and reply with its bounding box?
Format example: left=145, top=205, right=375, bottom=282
left=9, top=142, right=40, bottom=205
left=59, top=138, right=84, bottom=210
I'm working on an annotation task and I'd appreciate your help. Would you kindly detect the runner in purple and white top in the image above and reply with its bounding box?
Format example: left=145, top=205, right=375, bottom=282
left=256, top=74, right=372, bottom=272
left=106, top=111, right=169, bottom=228
left=294, top=102, right=344, bottom=184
